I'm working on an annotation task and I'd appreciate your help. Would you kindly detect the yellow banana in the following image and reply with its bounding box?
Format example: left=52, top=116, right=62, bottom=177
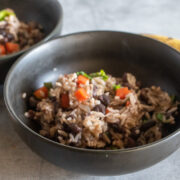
left=144, top=34, right=180, bottom=52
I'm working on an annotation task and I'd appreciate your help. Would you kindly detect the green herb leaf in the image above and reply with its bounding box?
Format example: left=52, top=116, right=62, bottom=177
left=99, top=69, right=108, bottom=80
left=109, top=146, right=118, bottom=150
left=77, top=70, right=109, bottom=80
left=89, top=69, right=108, bottom=81
left=44, top=82, right=53, bottom=89
left=170, top=95, right=175, bottom=102
left=113, top=84, right=121, bottom=90
left=156, top=113, right=163, bottom=121
left=0, top=9, right=15, bottom=21
left=76, top=71, right=92, bottom=79
left=142, top=119, right=148, bottom=123
left=105, top=131, right=110, bottom=137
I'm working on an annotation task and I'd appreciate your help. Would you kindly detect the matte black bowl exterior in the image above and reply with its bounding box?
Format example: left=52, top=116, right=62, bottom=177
left=0, top=0, right=63, bottom=83
left=4, top=31, right=180, bottom=176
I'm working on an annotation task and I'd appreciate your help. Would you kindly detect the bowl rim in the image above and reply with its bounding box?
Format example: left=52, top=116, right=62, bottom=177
left=4, top=30, right=180, bottom=153
left=0, top=0, right=63, bottom=61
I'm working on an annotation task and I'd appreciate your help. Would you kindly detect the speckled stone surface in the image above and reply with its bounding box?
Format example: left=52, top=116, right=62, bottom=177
left=0, top=0, right=180, bottom=179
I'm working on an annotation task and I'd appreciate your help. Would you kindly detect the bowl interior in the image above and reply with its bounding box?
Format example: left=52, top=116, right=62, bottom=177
left=5, top=32, right=180, bottom=142
left=0, top=0, right=61, bottom=37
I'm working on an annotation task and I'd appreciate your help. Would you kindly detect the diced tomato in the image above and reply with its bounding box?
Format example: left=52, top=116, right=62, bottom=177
left=74, top=88, right=89, bottom=101
left=5, top=42, right=19, bottom=53
left=116, top=87, right=131, bottom=99
left=126, top=100, right=131, bottom=107
left=61, top=93, right=69, bottom=108
left=0, top=45, right=6, bottom=55
left=77, top=75, right=89, bottom=85
left=77, top=83, right=81, bottom=88
left=34, top=86, right=48, bottom=99
left=106, top=108, right=110, bottom=114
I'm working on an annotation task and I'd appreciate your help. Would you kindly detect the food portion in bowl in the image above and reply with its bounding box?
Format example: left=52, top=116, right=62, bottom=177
left=0, top=8, right=44, bottom=56
left=24, top=70, right=179, bottom=149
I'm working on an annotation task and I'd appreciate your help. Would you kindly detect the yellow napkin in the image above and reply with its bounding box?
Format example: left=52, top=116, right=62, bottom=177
left=144, top=34, right=180, bottom=52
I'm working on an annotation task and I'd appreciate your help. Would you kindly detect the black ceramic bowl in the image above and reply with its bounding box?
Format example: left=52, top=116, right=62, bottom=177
left=4, top=31, right=180, bottom=176
left=0, top=0, right=63, bottom=83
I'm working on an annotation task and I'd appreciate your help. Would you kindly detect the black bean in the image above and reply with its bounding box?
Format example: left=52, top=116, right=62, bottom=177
left=6, top=33, right=14, bottom=41
left=99, top=133, right=103, bottom=140
left=137, top=141, right=143, bottom=146
left=139, top=89, right=149, bottom=103
left=0, top=38, right=5, bottom=44
left=54, top=102, right=59, bottom=114
left=28, top=110, right=35, bottom=119
left=130, top=127, right=140, bottom=139
left=19, top=38, right=27, bottom=47
left=63, top=122, right=81, bottom=135
left=63, top=122, right=71, bottom=133
left=140, top=120, right=156, bottom=131
left=49, top=96, right=56, bottom=102
left=126, top=137, right=136, bottom=148
left=93, top=104, right=106, bottom=114
left=122, top=73, right=128, bottom=82
left=98, top=94, right=110, bottom=106
left=136, top=81, right=141, bottom=87
left=28, top=21, right=38, bottom=29
left=70, top=123, right=82, bottom=134
left=161, top=123, right=176, bottom=137
left=109, top=123, right=124, bottom=133
left=29, top=96, right=38, bottom=108
left=81, top=113, right=86, bottom=120
left=0, top=29, right=7, bottom=36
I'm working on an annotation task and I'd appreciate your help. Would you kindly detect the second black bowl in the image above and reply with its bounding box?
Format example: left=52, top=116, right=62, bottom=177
left=4, top=31, right=180, bottom=175
left=0, top=0, right=63, bottom=83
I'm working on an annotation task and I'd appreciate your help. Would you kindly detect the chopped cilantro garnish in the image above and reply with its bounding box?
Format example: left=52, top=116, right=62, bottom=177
left=113, top=84, right=121, bottom=90
left=99, top=69, right=108, bottom=80
left=170, top=95, right=175, bottom=102
left=156, top=113, right=163, bottom=121
left=76, top=71, right=92, bottom=79
left=109, top=146, right=118, bottom=150
left=77, top=69, right=108, bottom=81
left=142, top=119, right=148, bottom=123
left=105, top=131, right=110, bottom=137
left=90, top=69, right=108, bottom=80
left=44, top=82, right=53, bottom=89
left=0, top=9, right=15, bottom=21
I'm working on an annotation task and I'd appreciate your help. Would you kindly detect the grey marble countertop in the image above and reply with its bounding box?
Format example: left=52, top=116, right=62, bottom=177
left=0, top=0, right=180, bottom=179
